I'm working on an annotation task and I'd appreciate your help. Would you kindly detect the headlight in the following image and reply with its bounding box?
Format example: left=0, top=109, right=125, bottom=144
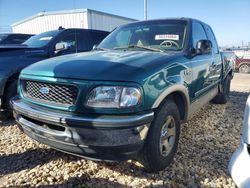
left=86, top=86, right=141, bottom=108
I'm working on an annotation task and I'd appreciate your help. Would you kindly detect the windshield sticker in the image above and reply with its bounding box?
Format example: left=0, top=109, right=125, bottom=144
left=155, top=34, right=179, bottom=41
left=39, top=37, right=53, bottom=41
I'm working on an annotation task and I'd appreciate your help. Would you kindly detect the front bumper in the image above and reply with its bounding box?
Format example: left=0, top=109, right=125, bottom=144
left=11, top=97, right=154, bottom=161
left=229, top=140, right=250, bottom=187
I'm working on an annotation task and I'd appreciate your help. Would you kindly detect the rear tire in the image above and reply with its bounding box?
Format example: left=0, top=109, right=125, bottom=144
left=140, top=99, right=180, bottom=172
left=239, top=64, right=250, bottom=74
left=212, top=76, right=231, bottom=104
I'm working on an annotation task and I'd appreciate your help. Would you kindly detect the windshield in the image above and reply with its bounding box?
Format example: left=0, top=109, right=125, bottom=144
left=23, top=30, right=60, bottom=48
left=0, top=34, right=8, bottom=43
left=99, top=20, right=187, bottom=52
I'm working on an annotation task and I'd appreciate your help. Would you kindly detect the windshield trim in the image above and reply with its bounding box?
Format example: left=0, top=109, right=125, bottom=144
left=98, top=19, right=188, bottom=52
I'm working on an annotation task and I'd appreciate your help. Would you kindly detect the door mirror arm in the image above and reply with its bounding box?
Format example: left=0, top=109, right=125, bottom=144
left=185, top=47, right=197, bottom=58
left=196, top=40, right=212, bottom=55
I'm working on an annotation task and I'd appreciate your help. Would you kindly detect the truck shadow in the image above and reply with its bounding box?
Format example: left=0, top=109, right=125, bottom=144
left=48, top=176, right=129, bottom=188
left=0, top=119, right=16, bottom=127
left=14, top=176, right=130, bottom=188
left=0, top=148, right=66, bottom=176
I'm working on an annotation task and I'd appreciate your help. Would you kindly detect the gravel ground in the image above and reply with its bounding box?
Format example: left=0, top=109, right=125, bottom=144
left=0, top=73, right=250, bottom=187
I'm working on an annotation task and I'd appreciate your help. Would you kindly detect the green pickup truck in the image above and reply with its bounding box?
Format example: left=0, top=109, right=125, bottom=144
left=11, top=18, right=234, bottom=172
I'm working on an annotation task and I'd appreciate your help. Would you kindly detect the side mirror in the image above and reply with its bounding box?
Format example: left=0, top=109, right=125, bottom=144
left=92, top=44, right=99, bottom=50
left=92, top=44, right=97, bottom=50
left=55, top=42, right=68, bottom=54
left=196, top=40, right=212, bottom=55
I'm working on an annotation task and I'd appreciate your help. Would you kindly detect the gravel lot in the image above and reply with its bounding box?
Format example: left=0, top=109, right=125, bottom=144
left=1, top=73, right=250, bottom=187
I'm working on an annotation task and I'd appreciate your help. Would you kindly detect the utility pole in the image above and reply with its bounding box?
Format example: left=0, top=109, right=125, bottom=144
left=144, top=0, right=147, bottom=20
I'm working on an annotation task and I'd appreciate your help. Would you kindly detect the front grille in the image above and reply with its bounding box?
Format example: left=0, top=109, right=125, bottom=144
left=22, top=80, right=78, bottom=106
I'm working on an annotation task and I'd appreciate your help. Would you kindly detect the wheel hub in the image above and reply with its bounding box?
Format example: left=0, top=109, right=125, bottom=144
left=240, top=64, right=250, bottom=73
left=159, top=115, right=176, bottom=157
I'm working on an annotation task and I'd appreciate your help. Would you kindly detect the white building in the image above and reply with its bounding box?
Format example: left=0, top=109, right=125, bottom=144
left=11, top=9, right=137, bottom=34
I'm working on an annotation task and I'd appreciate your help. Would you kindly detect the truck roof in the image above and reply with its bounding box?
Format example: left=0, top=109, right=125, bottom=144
left=40, top=28, right=110, bottom=35
left=120, top=17, right=210, bottom=28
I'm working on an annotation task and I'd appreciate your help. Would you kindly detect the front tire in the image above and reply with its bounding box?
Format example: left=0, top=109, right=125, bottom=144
left=140, top=99, right=180, bottom=172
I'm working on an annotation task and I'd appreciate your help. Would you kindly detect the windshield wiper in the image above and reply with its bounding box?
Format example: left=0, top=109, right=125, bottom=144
left=93, top=47, right=109, bottom=51
left=113, top=45, right=164, bottom=52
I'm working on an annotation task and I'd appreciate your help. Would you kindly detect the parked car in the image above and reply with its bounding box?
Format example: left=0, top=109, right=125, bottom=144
left=0, top=33, right=33, bottom=45
left=11, top=18, right=234, bottom=172
left=229, top=95, right=250, bottom=187
left=235, top=55, right=250, bottom=74
left=0, top=28, right=109, bottom=116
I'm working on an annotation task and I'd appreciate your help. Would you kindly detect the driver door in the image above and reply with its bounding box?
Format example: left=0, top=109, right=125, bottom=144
left=190, top=21, right=214, bottom=101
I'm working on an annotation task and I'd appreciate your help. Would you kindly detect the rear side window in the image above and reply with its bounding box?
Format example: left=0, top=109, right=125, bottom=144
left=89, top=32, right=109, bottom=46
left=204, top=25, right=219, bottom=54
left=78, top=31, right=91, bottom=51
left=192, top=22, right=207, bottom=48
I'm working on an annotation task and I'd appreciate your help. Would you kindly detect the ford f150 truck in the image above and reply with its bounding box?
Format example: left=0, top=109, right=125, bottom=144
left=11, top=18, right=234, bottom=172
left=0, top=28, right=109, bottom=116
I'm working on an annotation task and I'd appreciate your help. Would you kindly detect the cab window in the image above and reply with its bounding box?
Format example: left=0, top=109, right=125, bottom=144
left=204, top=25, right=219, bottom=54
left=192, top=22, right=207, bottom=48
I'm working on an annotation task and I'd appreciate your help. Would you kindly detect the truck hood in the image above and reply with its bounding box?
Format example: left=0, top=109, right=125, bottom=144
left=0, top=45, right=46, bottom=57
left=0, top=45, right=32, bottom=52
left=0, top=45, right=47, bottom=65
left=21, top=50, right=180, bottom=82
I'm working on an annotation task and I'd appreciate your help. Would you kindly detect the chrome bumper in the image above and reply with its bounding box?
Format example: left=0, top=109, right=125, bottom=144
left=11, top=97, right=154, bottom=129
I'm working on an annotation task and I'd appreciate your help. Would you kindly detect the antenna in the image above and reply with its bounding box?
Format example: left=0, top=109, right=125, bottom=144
left=144, top=0, right=147, bottom=20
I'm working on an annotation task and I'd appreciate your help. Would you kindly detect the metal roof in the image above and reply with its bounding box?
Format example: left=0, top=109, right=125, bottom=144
left=11, top=9, right=137, bottom=27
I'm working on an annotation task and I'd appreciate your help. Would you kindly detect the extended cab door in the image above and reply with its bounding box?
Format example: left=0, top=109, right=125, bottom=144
left=190, top=21, right=214, bottom=100
left=203, top=24, right=222, bottom=83
left=89, top=31, right=109, bottom=47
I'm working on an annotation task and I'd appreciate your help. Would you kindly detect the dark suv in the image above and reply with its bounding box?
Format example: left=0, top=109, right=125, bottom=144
left=0, top=28, right=109, bottom=116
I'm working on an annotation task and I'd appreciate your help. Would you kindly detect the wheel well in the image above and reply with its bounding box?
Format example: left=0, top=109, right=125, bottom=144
left=159, top=91, right=187, bottom=121
left=2, top=73, right=19, bottom=106
left=239, top=62, right=250, bottom=66
left=239, top=63, right=250, bottom=69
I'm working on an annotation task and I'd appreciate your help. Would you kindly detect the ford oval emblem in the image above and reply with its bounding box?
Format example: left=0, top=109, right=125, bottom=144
left=39, top=87, right=50, bottom=94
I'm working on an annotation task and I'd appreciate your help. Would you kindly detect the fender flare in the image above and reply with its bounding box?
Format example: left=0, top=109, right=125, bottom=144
left=152, top=84, right=190, bottom=121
